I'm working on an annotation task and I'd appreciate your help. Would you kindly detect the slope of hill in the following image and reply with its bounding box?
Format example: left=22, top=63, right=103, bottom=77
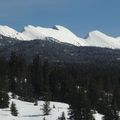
left=0, top=38, right=120, bottom=63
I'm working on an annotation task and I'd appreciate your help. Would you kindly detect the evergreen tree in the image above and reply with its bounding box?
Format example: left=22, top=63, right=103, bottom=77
left=0, top=57, right=9, bottom=108
left=103, top=107, right=119, bottom=120
left=42, top=94, right=51, bottom=115
left=34, top=99, right=38, bottom=106
left=68, top=105, right=94, bottom=120
left=88, top=81, right=101, bottom=110
left=112, top=86, right=120, bottom=110
left=0, top=92, right=9, bottom=108
left=8, top=52, right=17, bottom=93
left=58, top=112, right=66, bottom=120
left=68, top=88, right=94, bottom=120
left=68, top=105, right=75, bottom=120
left=43, top=59, right=50, bottom=94
left=10, top=102, right=18, bottom=116
left=30, top=55, right=44, bottom=96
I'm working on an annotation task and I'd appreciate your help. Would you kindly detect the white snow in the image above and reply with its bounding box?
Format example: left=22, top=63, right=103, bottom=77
left=0, top=25, right=29, bottom=40
left=0, top=99, right=69, bottom=120
left=0, top=25, right=87, bottom=46
left=93, top=112, right=104, bottom=120
left=0, top=25, right=120, bottom=49
left=0, top=97, right=103, bottom=120
left=85, top=30, right=120, bottom=49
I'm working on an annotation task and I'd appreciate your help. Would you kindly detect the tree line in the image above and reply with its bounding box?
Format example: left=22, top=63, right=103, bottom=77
left=0, top=52, right=120, bottom=119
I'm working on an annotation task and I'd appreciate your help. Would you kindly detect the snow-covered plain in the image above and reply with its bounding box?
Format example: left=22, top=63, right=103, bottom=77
left=1, top=25, right=120, bottom=49
left=0, top=98, right=103, bottom=120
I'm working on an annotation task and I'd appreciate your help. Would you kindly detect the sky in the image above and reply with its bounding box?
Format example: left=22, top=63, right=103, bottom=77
left=0, top=0, right=120, bottom=37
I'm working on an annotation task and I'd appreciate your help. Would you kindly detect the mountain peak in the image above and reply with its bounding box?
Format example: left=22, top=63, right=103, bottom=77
left=87, top=30, right=107, bottom=38
left=53, top=25, right=69, bottom=31
left=85, top=30, right=120, bottom=49
left=53, top=25, right=63, bottom=30
left=21, top=25, right=87, bottom=46
left=0, top=25, right=18, bottom=36
left=23, top=25, right=35, bottom=30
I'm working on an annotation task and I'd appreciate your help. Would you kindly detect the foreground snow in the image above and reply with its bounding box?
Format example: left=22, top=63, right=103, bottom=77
left=0, top=98, right=103, bottom=120
left=0, top=99, right=69, bottom=120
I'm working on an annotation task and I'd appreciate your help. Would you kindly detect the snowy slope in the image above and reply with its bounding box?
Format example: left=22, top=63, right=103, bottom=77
left=85, top=30, right=120, bottom=49
left=0, top=25, right=29, bottom=40
left=116, top=37, right=120, bottom=41
left=0, top=25, right=87, bottom=46
left=0, top=99, right=69, bottom=120
left=22, top=25, right=87, bottom=46
left=0, top=98, right=103, bottom=120
left=0, top=25, right=120, bottom=49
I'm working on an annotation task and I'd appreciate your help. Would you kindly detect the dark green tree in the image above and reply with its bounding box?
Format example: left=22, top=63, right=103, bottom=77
left=8, top=52, right=17, bottom=93
left=103, top=107, right=119, bottom=120
left=0, top=57, right=9, bottom=108
left=30, top=55, right=44, bottom=97
left=68, top=88, right=94, bottom=120
left=10, top=102, right=18, bottom=116
left=42, top=94, right=51, bottom=115
left=58, top=112, right=66, bottom=120
left=0, top=92, right=9, bottom=108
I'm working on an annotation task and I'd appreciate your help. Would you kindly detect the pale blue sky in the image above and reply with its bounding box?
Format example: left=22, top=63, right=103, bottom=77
left=0, top=0, right=120, bottom=37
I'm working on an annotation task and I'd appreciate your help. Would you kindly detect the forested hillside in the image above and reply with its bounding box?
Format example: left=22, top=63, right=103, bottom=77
left=0, top=51, right=120, bottom=119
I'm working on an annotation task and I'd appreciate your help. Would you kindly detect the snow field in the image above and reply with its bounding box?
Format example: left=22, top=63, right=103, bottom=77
left=0, top=99, right=69, bottom=120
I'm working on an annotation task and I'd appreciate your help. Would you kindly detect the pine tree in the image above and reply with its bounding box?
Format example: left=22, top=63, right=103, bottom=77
left=34, top=99, right=38, bottom=106
left=68, top=88, right=94, bottom=120
left=30, top=55, right=44, bottom=96
left=0, top=57, right=9, bottom=108
left=58, top=112, right=66, bottom=120
left=8, top=52, right=17, bottom=93
left=69, top=105, right=94, bottom=120
left=42, top=94, right=51, bottom=115
left=0, top=92, right=9, bottom=108
left=42, top=100, right=51, bottom=115
left=68, top=105, right=75, bottom=120
left=10, top=102, right=18, bottom=116
left=103, top=107, right=120, bottom=120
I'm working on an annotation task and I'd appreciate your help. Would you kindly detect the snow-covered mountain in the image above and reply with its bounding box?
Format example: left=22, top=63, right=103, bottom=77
left=85, top=30, right=120, bottom=49
left=0, top=25, right=87, bottom=46
left=0, top=25, right=120, bottom=49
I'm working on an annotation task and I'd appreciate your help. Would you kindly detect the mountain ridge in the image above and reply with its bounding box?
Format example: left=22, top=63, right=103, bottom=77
left=0, top=25, right=120, bottom=49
